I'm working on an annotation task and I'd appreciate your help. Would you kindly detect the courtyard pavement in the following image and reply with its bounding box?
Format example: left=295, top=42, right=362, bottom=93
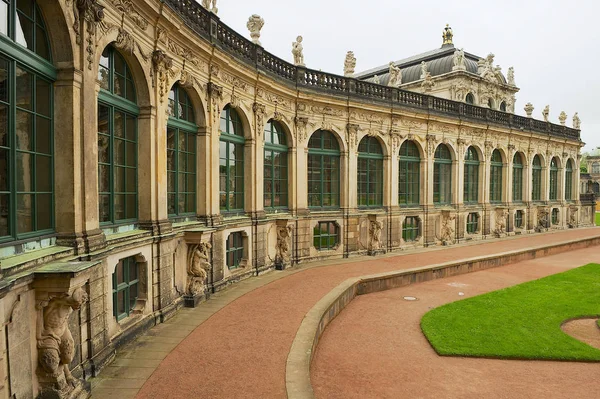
left=88, top=228, right=600, bottom=399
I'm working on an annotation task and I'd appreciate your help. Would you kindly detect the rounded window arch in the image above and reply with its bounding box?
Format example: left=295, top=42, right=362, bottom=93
left=549, top=157, right=559, bottom=201
left=264, top=120, right=288, bottom=211
left=464, top=146, right=480, bottom=203
left=357, top=136, right=383, bottom=208
left=308, top=130, right=340, bottom=208
left=512, top=152, right=524, bottom=202
left=565, top=159, right=574, bottom=201
left=532, top=155, right=542, bottom=201
left=490, top=149, right=503, bottom=203
left=167, top=84, right=197, bottom=217
left=434, top=144, right=452, bottom=205
left=499, top=101, right=507, bottom=112
left=219, top=105, right=245, bottom=212
left=98, top=45, right=139, bottom=225
left=399, top=140, right=420, bottom=207
left=465, top=93, right=474, bottom=105
left=2, top=0, right=51, bottom=61
left=488, top=98, right=495, bottom=109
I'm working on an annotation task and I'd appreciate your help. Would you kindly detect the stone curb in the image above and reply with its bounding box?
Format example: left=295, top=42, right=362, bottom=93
left=285, top=234, right=600, bottom=399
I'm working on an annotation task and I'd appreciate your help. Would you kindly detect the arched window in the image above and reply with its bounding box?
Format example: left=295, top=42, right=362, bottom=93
left=465, top=93, right=474, bottom=105
left=532, top=155, right=542, bottom=201
left=565, top=159, right=573, bottom=201
left=549, top=157, right=559, bottom=201
left=499, top=101, right=507, bottom=112
left=0, top=0, right=54, bottom=241
left=512, top=153, right=524, bottom=202
left=490, top=149, right=503, bottom=203
left=308, top=130, right=340, bottom=208
left=488, top=98, right=495, bottom=109
left=434, top=144, right=452, bottom=205
left=167, top=84, right=196, bottom=217
left=264, top=120, right=288, bottom=211
left=398, top=141, right=420, bottom=207
left=98, top=46, right=138, bottom=224
left=219, top=106, right=244, bottom=212
left=357, top=136, right=383, bottom=208
left=464, top=146, right=479, bottom=203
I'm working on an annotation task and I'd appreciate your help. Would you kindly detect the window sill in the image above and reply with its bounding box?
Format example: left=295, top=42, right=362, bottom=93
left=105, top=229, right=150, bottom=244
left=1, top=245, right=73, bottom=272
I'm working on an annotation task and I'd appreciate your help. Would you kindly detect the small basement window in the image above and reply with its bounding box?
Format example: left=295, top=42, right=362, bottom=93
left=313, top=221, right=339, bottom=251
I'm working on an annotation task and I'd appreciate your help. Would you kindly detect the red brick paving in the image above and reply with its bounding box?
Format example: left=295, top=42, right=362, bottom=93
left=136, top=228, right=600, bottom=399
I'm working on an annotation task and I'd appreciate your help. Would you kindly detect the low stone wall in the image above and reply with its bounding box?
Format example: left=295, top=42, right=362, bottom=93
left=285, top=233, right=600, bottom=399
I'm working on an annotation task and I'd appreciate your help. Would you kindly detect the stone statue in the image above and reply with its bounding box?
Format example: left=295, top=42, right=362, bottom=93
left=369, top=220, right=382, bottom=251
left=439, top=212, right=455, bottom=245
left=292, top=36, right=305, bottom=66
left=559, top=111, right=567, bottom=126
left=276, top=225, right=293, bottom=263
left=388, top=62, right=402, bottom=87
left=246, top=14, right=264, bottom=46
left=524, top=102, right=534, bottom=118
left=494, top=209, right=509, bottom=236
left=373, top=74, right=381, bottom=84
left=201, top=0, right=218, bottom=14
left=542, top=105, right=550, bottom=122
left=573, top=112, right=581, bottom=129
left=442, top=24, right=453, bottom=45
left=37, top=287, right=88, bottom=398
left=420, top=61, right=428, bottom=79
left=452, top=48, right=466, bottom=71
left=507, top=96, right=516, bottom=114
left=186, top=242, right=211, bottom=296
left=568, top=207, right=578, bottom=228
left=537, top=207, right=549, bottom=230
left=343, top=51, right=356, bottom=77
left=421, top=72, right=435, bottom=91
left=478, top=53, right=497, bottom=82
left=507, top=66, right=515, bottom=86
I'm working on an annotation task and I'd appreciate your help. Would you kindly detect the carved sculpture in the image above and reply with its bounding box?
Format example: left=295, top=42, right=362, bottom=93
left=369, top=220, right=383, bottom=251
left=247, top=14, right=264, bottom=46
left=442, top=24, right=453, bottom=45
left=507, top=66, right=515, bottom=86
left=452, top=48, right=466, bottom=71
left=537, top=207, right=549, bottom=231
left=573, top=112, right=581, bottom=129
left=201, top=0, right=218, bottom=14
left=186, top=242, right=211, bottom=296
left=276, top=225, right=293, bottom=264
left=478, top=53, right=497, bottom=82
left=542, top=105, right=550, bottom=122
left=373, top=74, right=381, bottom=84
left=440, top=212, right=455, bottom=245
left=37, top=287, right=88, bottom=398
left=559, top=111, right=567, bottom=126
left=343, top=51, right=356, bottom=77
left=292, top=36, right=305, bottom=66
left=421, top=72, right=435, bottom=91
left=420, top=61, right=428, bottom=79
left=568, top=207, right=578, bottom=228
left=494, top=209, right=509, bottom=236
left=524, top=102, right=534, bottom=118
left=388, top=62, right=402, bottom=87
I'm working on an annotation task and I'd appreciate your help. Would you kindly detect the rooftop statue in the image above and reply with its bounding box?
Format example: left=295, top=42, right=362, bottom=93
left=452, top=48, right=466, bottom=71
left=559, top=111, right=567, bottom=126
left=246, top=14, right=264, bottom=46
left=524, top=102, right=534, bottom=118
left=421, top=72, right=435, bottom=91
left=292, top=36, right=305, bottom=66
left=420, top=61, right=428, bottom=79
left=388, top=62, right=402, bottom=87
left=373, top=74, right=381, bottom=84
left=344, top=51, right=356, bottom=77
left=442, top=24, right=453, bottom=45
left=573, top=112, right=581, bottom=129
left=507, top=66, right=516, bottom=86
left=542, top=105, right=550, bottom=122
left=201, top=0, right=218, bottom=14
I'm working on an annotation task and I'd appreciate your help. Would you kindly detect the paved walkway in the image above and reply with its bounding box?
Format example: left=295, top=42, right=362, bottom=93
left=88, top=228, right=600, bottom=399
left=311, top=247, right=600, bottom=399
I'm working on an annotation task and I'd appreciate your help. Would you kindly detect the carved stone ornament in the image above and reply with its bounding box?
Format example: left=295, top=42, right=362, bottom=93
left=295, top=116, right=309, bottom=142
left=275, top=225, right=293, bottom=264
left=253, top=102, right=266, bottom=136
left=201, top=0, right=218, bottom=14
left=344, top=51, right=357, bottom=77
left=542, top=105, right=550, bottom=122
left=452, top=48, right=466, bottom=71
left=559, top=111, right=567, bottom=126
left=420, top=61, right=428, bottom=79
left=368, top=220, right=383, bottom=252
left=208, top=82, right=224, bottom=129
left=568, top=207, right=578, bottom=228
left=292, top=36, right=305, bottom=67
left=439, top=211, right=455, bottom=245
left=426, top=134, right=437, bottom=156
left=421, top=72, right=435, bottom=92
left=186, top=242, right=211, bottom=296
left=573, top=112, right=581, bottom=129
left=388, top=62, right=402, bottom=87
left=115, top=27, right=149, bottom=62
left=507, top=66, right=516, bottom=86
left=110, top=0, right=149, bottom=31
left=67, top=0, right=105, bottom=69
left=524, top=102, right=534, bottom=118
left=347, top=123, right=360, bottom=150
left=151, top=50, right=175, bottom=103
left=37, top=287, right=89, bottom=398
left=247, top=14, right=265, bottom=46
left=494, top=208, right=509, bottom=237
left=537, top=207, right=549, bottom=231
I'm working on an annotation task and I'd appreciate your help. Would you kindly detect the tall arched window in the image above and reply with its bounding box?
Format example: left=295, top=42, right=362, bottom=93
left=464, top=146, right=479, bottom=203
left=167, top=84, right=196, bottom=217
left=219, top=105, right=244, bottom=212
left=499, top=101, right=507, bottom=112
left=465, top=93, right=474, bottom=105
left=565, top=159, right=573, bottom=201
left=357, top=136, right=383, bottom=208
left=490, top=149, right=503, bottom=203
left=512, top=153, right=523, bottom=202
left=398, top=140, right=420, bottom=207
left=308, top=130, right=340, bottom=208
left=98, top=46, right=138, bottom=224
left=434, top=144, right=452, bottom=205
left=0, top=0, right=54, bottom=241
left=264, top=120, right=288, bottom=211
left=549, top=157, right=559, bottom=201
left=532, top=155, right=542, bottom=201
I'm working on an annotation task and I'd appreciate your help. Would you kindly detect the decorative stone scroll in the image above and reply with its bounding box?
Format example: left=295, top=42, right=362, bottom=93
left=253, top=102, right=266, bottom=137
left=67, top=0, right=105, bottom=69
left=208, top=82, right=224, bottom=129
left=151, top=50, right=175, bottom=103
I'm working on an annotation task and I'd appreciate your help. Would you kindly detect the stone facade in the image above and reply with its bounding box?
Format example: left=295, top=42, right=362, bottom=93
left=0, top=1, right=592, bottom=397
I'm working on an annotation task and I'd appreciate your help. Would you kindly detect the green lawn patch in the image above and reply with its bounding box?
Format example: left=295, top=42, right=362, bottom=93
left=421, top=263, right=600, bottom=361
left=595, top=212, right=600, bottom=226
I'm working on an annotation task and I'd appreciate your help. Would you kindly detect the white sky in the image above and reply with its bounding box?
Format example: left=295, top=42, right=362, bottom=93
left=217, top=0, right=599, bottom=152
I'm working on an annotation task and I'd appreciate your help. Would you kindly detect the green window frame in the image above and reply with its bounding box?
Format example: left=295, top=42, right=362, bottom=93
left=112, top=256, right=139, bottom=321
left=98, top=46, right=139, bottom=225
left=357, top=136, right=383, bottom=208
left=219, top=106, right=245, bottom=213
left=490, top=149, right=503, bottom=203
left=308, top=130, right=340, bottom=209
left=167, top=84, right=196, bottom=217
left=434, top=144, right=452, bottom=205
left=512, top=153, right=523, bottom=202
left=532, top=155, right=542, bottom=201
left=264, top=120, right=288, bottom=211
left=402, top=216, right=419, bottom=242
left=226, top=231, right=244, bottom=270
left=313, top=221, right=339, bottom=251
left=514, top=210, right=523, bottom=229
left=565, top=159, right=573, bottom=201
left=398, top=140, right=420, bottom=207
left=0, top=1, right=55, bottom=243
left=551, top=208, right=559, bottom=225
left=549, top=157, right=558, bottom=201
left=466, top=212, right=479, bottom=234
left=464, top=146, right=479, bottom=204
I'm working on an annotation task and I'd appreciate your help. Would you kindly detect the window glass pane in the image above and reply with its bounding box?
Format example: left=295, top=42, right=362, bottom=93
left=36, top=193, right=51, bottom=230
left=117, top=290, right=125, bottom=316
left=0, top=2, right=7, bottom=36
left=16, top=151, right=31, bottom=191
left=16, top=193, right=32, bottom=233
left=0, top=148, right=7, bottom=191
left=15, top=10, right=33, bottom=50
left=35, top=155, right=50, bottom=191
left=35, top=24, right=49, bottom=60
left=0, top=58, right=8, bottom=103
left=0, top=104, right=7, bottom=148
left=15, top=110, right=32, bottom=150
left=15, top=67, right=32, bottom=110
left=0, top=194, right=8, bottom=237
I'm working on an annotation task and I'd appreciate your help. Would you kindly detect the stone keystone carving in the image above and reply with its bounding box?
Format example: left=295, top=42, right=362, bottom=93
left=573, top=112, right=581, bottom=129
left=524, top=102, right=534, bottom=118
left=494, top=208, right=509, bottom=237
left=542, top=105, right=550, bottom=122
left=187, top=242, right=211, bottom=296
left=344, top=51, right=356, bottom=77
left=292, top=36, right=305, bottom=66
left=452, top=48, right=466, bottom=71
left=507, top=66, right=515, bottom=86
left=559, top=111, right=567, bottom=126
left=247, top=14, right=264, bottom=46
left=276, top=225, right=293, bottom=265
left=201, top=0, right=218, bottom=14
left=388, top=62, right=402, bottom=87
left=37, top=287, right=88, bottom=398
left=369, top=220, right=383, bottom=253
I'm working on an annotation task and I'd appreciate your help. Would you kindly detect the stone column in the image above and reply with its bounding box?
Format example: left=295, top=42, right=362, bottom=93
left=294, top=118, right=309, bottom=213
left=383, top=152, right=393, bottom=209
left=244, top=133, right=257, bottom=215
left=196, top=126, right=211, bottom=220
left=208, top=83, right=223, bottom=222
left=506, top=145, right=515, bottom=204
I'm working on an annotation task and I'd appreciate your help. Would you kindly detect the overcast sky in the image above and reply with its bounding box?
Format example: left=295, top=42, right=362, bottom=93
left=217, top=0, right=599, bottom=152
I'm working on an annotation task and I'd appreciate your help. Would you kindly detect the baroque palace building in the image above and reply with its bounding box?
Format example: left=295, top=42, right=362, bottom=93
left=0, top=1, right=593, bottom=397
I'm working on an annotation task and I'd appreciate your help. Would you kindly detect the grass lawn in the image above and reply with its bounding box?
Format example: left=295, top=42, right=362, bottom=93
left=421, top=263, right=600, bottom=361
left=596, top=212, right=600, bottom=226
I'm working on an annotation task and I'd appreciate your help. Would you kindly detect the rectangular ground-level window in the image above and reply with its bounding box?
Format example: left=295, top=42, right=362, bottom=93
left=112, top=256, right=139, bottom=321
left=402, top=216, right=419, bottom=242
left=514, top=210, right=524, bottom=229
left=313, top=221, right=339, bottom=250
left=466, top=213, right=479, bottom=234
left=552, top=208, right=559, bottom=225
left=226, top=232, right=244, bottom=270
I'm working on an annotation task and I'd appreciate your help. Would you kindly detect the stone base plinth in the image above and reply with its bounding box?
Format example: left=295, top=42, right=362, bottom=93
left=38, top=379, right=91, bottom=399
left=184, top=292, right=210, bottom=308
left=368, top=249, right=386, bottom=256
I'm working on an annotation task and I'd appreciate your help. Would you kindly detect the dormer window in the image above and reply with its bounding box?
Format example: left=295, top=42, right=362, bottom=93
left=465, top=93, right=474, bottom=104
